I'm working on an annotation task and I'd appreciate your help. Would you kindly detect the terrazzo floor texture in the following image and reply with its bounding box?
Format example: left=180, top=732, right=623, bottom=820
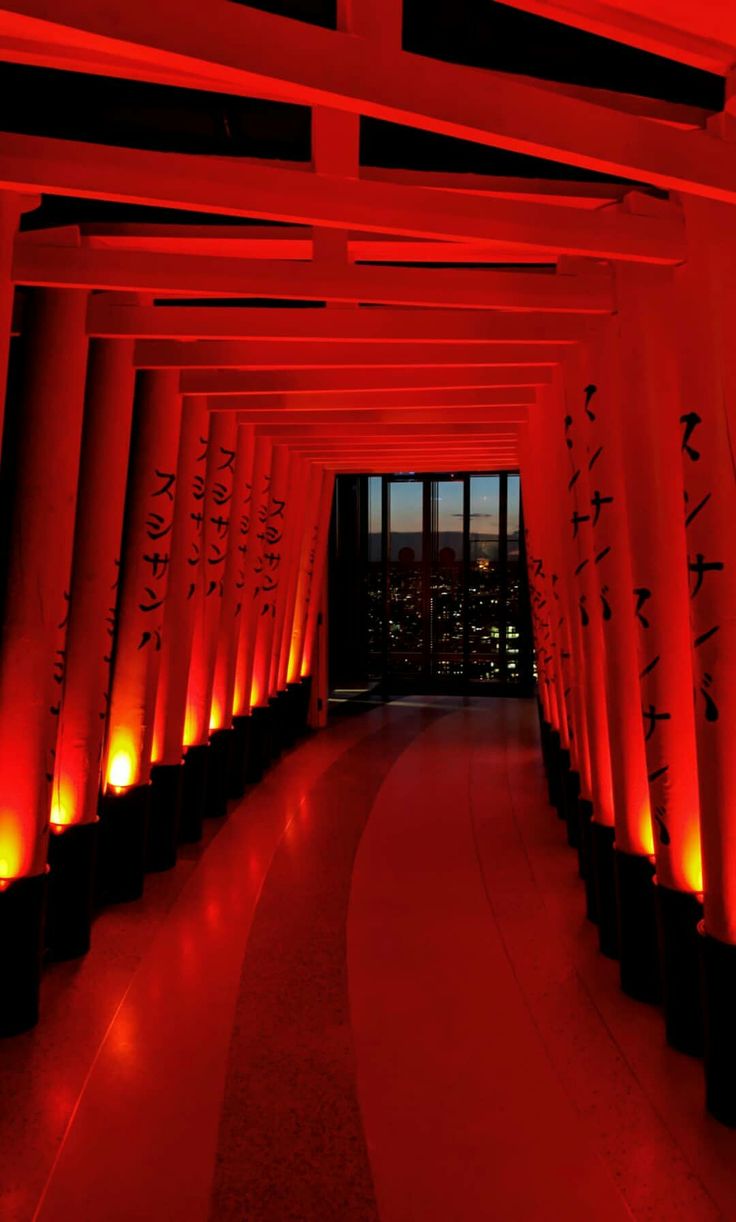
left=3, top=697, right=736, bottom=1220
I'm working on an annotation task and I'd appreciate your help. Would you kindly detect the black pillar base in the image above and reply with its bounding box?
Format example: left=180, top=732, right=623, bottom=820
left=46, top=821, right=97, bottom=960
left=614, top=849, right=660, bottom=1003
left=590, top=821, right=618, bottom=959
left=287, top=681, right=305, bottom=741
left=700, top=929, right=736, bottom=1126
left=0, top=872, right=47, bottom=1036
left=147, top=763, right=183, bottom=872
left=545, top=728, right=562, bottom=810
left=298, top=675, right=313, bottom=733
left=560, top=756, right=580, bottom=849
left=656, top=884, right=703, bottom=1056
left=206, top=729, right=236, bottom=820
left=269, top=695, right=285, bottom=760
left=96, top=783, right=150, bottom=905
left=246, top=705, right=273, bottom=783
left=578, top=799, right=597, bottom=922
left=282, top=683, right=301, bottom=749
left=228, top=716, right=252, bottom=800
left=180, top=745, right=208, bottom=844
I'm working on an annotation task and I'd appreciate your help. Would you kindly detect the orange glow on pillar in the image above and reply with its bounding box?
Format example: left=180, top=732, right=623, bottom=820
left=287, top=642, right=301, bottom=685
left=183, top=703, right=201, bottom=750
left=250, top=675, right=264, bottom=711
left=639, top=807, right=655, bottom=859
left=49, top=776, right=77, bottom=828
left=682, top=829, right=704, bottom=897
left=106, top=734, right=138, bottom=793
left=0, top=820, right=24, bottom=882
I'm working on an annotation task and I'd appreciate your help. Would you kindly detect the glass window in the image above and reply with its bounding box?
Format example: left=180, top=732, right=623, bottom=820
left=388, top=480, right=423, bottom=563
left=367, top=475, right=382, bottom=563
left=469, top=476, right=500, bottom=563
left=507, top=475, right=520, bottom=561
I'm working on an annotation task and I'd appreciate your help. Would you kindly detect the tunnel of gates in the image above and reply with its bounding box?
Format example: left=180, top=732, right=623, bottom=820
left=329, top=472, right=534, bottom=696
left=4, top=0, right=736, bottom=1139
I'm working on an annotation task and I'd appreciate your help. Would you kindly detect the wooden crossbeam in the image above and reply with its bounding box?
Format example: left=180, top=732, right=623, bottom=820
left=234, top=406, right=530, bottom=425
left=44, top=223, right=556, bottom=265
left=186, top=368, right=552, bottom=395
left=88, top=303, right=593, bottom=342
left=133, top=339, right=567, bottom=368
left=0, top=3, right=733, bottom=198
left=0, top=129, right=685, bottom=262
left=493, top=1, right=736, bottom=75
left=13, top=243, right=613, bottom=310
left=203, top=388, right=541, bottom=411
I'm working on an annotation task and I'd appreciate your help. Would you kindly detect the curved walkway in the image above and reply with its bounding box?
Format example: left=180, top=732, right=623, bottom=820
left=1, top=698, right=735, bottom=1221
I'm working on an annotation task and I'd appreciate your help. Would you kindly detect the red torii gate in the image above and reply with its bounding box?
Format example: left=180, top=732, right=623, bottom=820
left=0, top=0, right=736, bottom=1132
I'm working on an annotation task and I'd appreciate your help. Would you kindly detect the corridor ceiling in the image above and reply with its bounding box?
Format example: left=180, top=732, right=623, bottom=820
left=0, top=0, right=732, bottom=471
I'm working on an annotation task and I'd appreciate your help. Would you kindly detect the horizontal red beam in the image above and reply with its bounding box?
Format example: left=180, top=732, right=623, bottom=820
left=14, top=244, right=613, bottom=312
left=0, top=3, right=730, bottom=198
left=89, top=303, right=592, bottom=343
left=49, top=224, right=558, bottom=266
left=185, top=367, right=552, bottom=395
left=0, top=127, right=686, bottom=260
left=134, top=339, right=569, bottom=369
left=234, top=406, right=529, bottom=426
left=205, top=389, right=540, bottom=411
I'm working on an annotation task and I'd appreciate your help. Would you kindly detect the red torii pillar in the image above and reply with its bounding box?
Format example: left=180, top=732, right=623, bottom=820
left=614, top=264, right=702, bottom=1050
left=269, top=454, right=310, bottom=748
left=47, top=335, right=137, bottom=958
left=232, top=435, right=273, bottom=780
left=210, top=422, right=256, bottom=798
left=520, top=420, right=583, bottom=850
left=183, top=410, right=238, bottom=818
left=100, top=370, right=181, bottom=902
left=570, top=331, right=660, bottom=1001
left=0, top=288, right=89, bottom=1033
left=288, top=467, right=334, bottom=730
left=150, top=396, right=210, bottom=852
left=545, top=371, right=617, bottom=948
left=675, top=201, right=736, bottom=1119
left=250, top=444, right=291, bottom=713
left=300, top=470, right=336, bottom=731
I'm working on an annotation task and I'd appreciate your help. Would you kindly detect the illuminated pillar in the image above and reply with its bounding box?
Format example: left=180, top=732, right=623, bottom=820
left=184, top=410, right=238, bottom=818
left=521, top=410, right=594, bottom=885
left=0, top=288, right=89, bottom=1032
left=301, top=471, right=336, bottom=684
left=285, top=465, right=323, bottom=688
left=545, top=373, right=617, bottom=950
left=233, top=436, right=273, bottom=782
left=210, top=422, right=255, bottom=798
left=210, top=424, right=256, bottom=735
left=251, top=444, right=291, bottom=717
left=100, top=370, right=181, bottom=901
left=285, top=466, right=333, bottom=734
left=151, top=396, right=209, bottom=848
left=572, top=330, right=659, bottom=1000
left=676, top=201, right=736, bottom=1114
left=233, top=437, right=272, bottom=717
left=615, top=264, right=702, bottom=1042
left=272, top=456, right=309, bottom=695
left=520, top=424, right=569, bottom=816
left=269, top=456, right=310, bottom=751
left=48, top=336, right=136, bottom=957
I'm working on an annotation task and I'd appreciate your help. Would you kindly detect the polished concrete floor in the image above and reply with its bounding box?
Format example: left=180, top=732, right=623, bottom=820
left=2, top=698, right=736, bottom=1220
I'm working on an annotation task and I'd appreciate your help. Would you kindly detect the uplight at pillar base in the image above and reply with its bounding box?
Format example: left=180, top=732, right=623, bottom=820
left=50, top=777, right=77, bottom=829
left=0, top=820, right=24, bottom=883
left=106, top=738, right=137, bottom=793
